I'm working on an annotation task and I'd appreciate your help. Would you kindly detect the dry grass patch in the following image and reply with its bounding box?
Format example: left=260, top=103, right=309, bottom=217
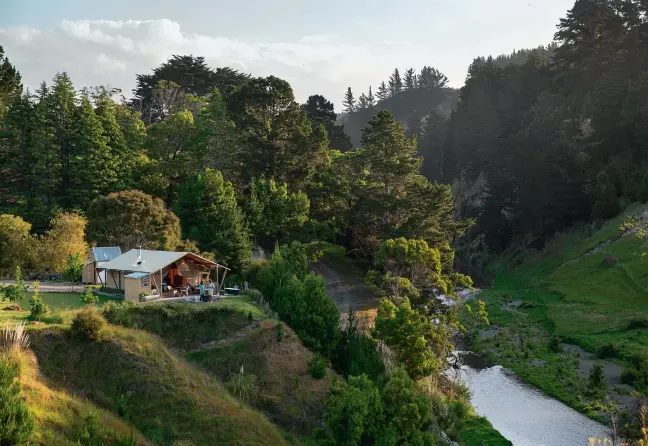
left=187, top=320, right=336, bottom=436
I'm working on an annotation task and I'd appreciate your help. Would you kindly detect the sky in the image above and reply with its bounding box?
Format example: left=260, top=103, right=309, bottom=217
left=1, top=0, right=575, bottom=109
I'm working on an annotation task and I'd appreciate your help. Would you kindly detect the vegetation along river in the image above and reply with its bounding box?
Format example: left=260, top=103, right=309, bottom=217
left=452, top=352, right=609, bottom=446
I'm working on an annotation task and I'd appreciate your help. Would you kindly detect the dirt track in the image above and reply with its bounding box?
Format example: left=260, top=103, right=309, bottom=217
left=310, top=259, right=379, bottom=313
left=0, top=280, right=82, bottom=293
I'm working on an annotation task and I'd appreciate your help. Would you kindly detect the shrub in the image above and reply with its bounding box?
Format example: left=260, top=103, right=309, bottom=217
left=309, top=353, right=327, bottom=379
left=228, top=367, right=258, bottom=403
left=276, top=322, right=284, bottom=343
left=628, top=318, right=648, bottom=329
left=246, top=289, right=263, bottom=304
left=102, top=302, right=249, bottom=349
left=597, top=342, right=620, bottom=359
left=548, top=335, right=562, bottom=353
left=71, top=308, right=105, bottom=342
left=75, top=412, right=137, bottom=446
left=1, top=266, right=27, bottom=305
left=0, top=357, right=34, bottom=444
left=334, top=309, right=385, bottom=381
left=588, top=363, right=607, bottom=391
left=29, top=280, right=49, bottom=320
left=81, top=286, right=100, bottom=305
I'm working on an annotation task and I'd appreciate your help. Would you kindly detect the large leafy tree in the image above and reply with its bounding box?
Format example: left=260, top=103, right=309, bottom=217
left=132, top=55, right=248, bottom=124
left=226, top=76, right=328, bottom=189
left=38, top=212, right=89, bottom=273
left=0, top=214, right=35, bottom=273
left=245, top=177, right=310, bottom=248
left=143, top=109, right=196, bottom=204
left=301, top=95, right=352, bottom=152
left=87, top=190, right=181, bottom=251
left=374, top=299, right=451, bottom=380
left=174, top=169, right=251, bottom=270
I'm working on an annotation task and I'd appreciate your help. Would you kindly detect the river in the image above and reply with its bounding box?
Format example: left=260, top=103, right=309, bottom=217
left=451, top=352, right=610, bottom=446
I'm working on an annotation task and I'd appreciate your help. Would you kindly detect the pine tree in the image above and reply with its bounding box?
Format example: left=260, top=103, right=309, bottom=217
left=343, top=87, right=356, bottom=113
left=0, top=45, right=22, bottom=119
left=94, top=92, right=133, bottom=191
left=69, top=97, right=111, bottom=208
left=418, top=66, right=449, bottom=89
left=377, top=81, right=388, bottom=101
left=358, top=93, right=369, bottom=109
left=48, top=73, right=77, bottom=209
left=174, top=169, right=251, bottom=270
left=367, top=86, right=375, bottom=107
left=404, top=68, right=417, bottom=90
left=388, top=69, right=402, bottom=96
left=30, top=82, right=61, bottom=229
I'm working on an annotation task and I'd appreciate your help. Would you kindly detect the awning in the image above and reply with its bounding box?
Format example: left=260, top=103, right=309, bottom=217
left=124, top=272, right=150, bottom=279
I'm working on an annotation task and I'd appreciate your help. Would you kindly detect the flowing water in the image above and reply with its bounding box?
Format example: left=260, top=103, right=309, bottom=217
left=452, top=352, right=610, bottom=446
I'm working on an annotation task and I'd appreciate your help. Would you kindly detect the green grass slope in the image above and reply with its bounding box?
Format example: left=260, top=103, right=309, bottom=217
left=7, top=347, right=149, bottom=445
left=474, top=204, right=648, bottom=411
left=28, top=324, right=290, bottom=446
left=483, top=206, right=648, bottom=358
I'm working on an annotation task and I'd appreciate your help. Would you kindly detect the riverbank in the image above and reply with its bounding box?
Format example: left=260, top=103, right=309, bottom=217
left=466, top=205, right=648, bottom=423
left=453, top=352, right=608, bottom=445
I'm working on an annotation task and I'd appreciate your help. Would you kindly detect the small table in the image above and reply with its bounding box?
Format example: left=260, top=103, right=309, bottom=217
left=224, top=287, right=240, bottom=296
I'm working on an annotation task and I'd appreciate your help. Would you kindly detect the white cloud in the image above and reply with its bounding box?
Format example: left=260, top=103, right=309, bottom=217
left=0, top=19, right=443, bottom=108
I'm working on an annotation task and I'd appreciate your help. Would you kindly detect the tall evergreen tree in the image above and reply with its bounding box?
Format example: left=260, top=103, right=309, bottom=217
left=388, top=69, right=403, bottom=96
left=376, top=81, right=388, bottom=101
left=418, top=66, right=449, bottom=89
left=226, top=76, right=328, bottom=189
left=343, top=87, right=356, bottom=113
left=404, top=68, right=417, bottom=90
left=301, top=94, right=352, bottom=152
left=357, top=93, right=369, bottom=109
left=0, top=46, right=22, bottom=118
left=367, top=86, right=375, bottom=107
left=174, top=169, right=251, bottom=270
left=48, top=73, right=77, bottom=209
left=132, top=55, right=249, bottom=124
left=69, top=97, right=111, bottom=208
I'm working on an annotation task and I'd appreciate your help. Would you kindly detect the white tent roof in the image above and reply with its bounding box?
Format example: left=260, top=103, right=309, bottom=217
left=97, top=249, right=227, bottom=274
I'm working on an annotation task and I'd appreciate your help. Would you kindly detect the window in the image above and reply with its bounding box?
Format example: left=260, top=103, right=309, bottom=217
left=140, top=275, right=149, bottom=288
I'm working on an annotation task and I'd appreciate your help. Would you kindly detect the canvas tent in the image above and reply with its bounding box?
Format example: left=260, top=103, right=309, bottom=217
left=97, top=249, right=229, bottom=302
left=82, top=247, right=122, bottom=285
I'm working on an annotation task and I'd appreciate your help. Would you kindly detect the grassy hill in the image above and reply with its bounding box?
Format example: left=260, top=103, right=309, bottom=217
left=187, top=319, right=336, bottom=437
left=1, top=295, right=297, bottom=445
left=473, top=204, right=648, bottom=411
left=28, top=323, right=290, bottom=446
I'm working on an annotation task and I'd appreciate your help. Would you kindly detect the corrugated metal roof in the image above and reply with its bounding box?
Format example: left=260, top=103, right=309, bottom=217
left=124, top=272, right=149, bottom=279
left=97, top=249, right=226, bottom=274
left=92, top=247, right=122, bottom=262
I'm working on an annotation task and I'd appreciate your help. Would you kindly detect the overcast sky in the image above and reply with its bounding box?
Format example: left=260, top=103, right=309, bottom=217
left=1, top=0, right=575, bottom=109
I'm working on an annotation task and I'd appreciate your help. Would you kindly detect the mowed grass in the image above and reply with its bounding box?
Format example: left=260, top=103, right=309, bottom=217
left=480, top=203, right=648, bottom=359
left=0, top=291, right=121, bottom=324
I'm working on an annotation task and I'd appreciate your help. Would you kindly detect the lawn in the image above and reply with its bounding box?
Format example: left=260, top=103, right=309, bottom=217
left=1, top=291, right=122, bottom=324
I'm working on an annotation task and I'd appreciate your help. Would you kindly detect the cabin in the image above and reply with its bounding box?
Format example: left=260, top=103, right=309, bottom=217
left=82, top=247, right=123, bottom=285
left=96, top=248, right=229, bottom=303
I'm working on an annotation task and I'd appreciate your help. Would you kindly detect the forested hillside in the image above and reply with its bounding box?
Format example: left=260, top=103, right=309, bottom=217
left=3, top=0, right=648, bottom=443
